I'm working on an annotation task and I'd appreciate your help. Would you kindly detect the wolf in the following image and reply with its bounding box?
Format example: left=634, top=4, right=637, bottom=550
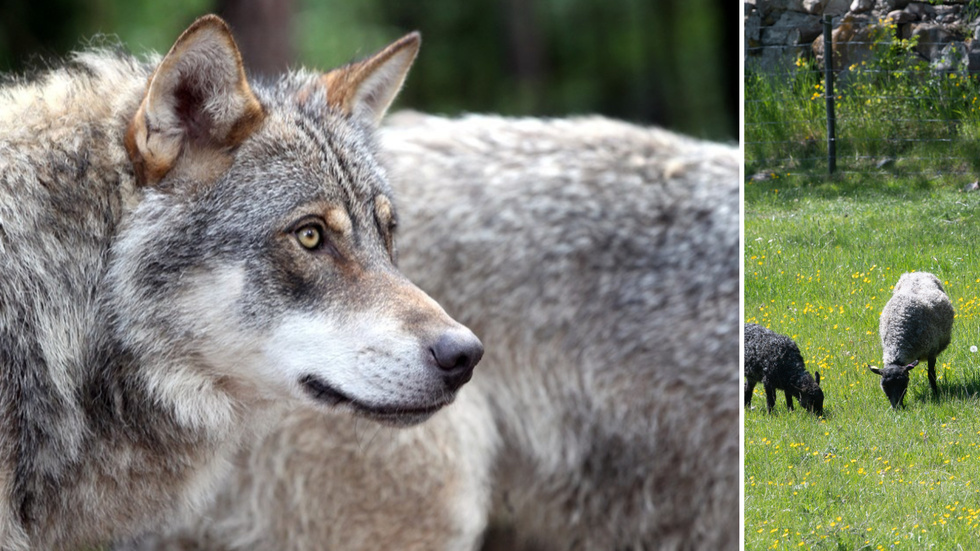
left=0, top=16, right=482, bottom=550
left=127, top=113, right=740, bottom=550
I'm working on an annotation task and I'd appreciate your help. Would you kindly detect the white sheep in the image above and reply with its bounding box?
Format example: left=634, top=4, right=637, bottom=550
left=869, top=272, right=954, bottom=408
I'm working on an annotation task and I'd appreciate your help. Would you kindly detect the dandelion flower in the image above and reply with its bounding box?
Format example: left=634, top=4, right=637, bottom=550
left=971, top=345, right=977, bottom=353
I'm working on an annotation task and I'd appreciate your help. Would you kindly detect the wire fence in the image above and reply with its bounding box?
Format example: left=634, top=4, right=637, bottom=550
left=745, top=14, right=980, bottom=182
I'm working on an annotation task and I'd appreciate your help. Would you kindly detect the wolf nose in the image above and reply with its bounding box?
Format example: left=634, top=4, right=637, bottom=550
left=431, top=331, right=484, bottom=390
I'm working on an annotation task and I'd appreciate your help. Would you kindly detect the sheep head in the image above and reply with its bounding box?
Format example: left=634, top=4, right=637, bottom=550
left=868, top=361, right=918, bottom=408
left=798, top=371, right=824, bottom=416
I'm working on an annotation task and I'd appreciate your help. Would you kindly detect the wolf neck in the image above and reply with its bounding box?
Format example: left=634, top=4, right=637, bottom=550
left=12, top=330, right=279, bottom=548
left=0, top=52, right=280, bottom=549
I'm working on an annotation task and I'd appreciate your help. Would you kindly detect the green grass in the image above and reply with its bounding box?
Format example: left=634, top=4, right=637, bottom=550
left=744, top=174, right=980, bottom=550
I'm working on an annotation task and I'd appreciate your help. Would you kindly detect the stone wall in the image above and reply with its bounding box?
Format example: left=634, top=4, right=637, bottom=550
left=746, top=0, right=980, bottom=74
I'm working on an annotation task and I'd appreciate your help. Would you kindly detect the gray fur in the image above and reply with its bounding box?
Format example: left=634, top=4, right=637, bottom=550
left=743, top=323, right=823, bottom=415
left=130, top=113, right=740, bottom=550
left=0, top=18, right=480, bottom=550
left=869, top=271, right=954, bottom=408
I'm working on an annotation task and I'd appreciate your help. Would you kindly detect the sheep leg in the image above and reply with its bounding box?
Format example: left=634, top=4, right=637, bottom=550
left=744, top=380, right=756, bottom=407
left=928, top=357, right=939, bottom=397
left=764, top=385, right=777, bottom=413
left=784, top=391, right=794, bottom=411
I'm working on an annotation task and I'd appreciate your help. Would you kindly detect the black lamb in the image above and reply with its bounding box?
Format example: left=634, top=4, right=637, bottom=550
left=744, top=323, right=824, bottom=415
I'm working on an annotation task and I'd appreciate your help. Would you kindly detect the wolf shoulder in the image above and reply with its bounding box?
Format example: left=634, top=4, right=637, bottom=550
left=0, top=52, right=150, bottom=231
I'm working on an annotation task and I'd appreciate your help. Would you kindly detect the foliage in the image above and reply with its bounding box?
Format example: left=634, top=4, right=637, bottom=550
left=744, top=173, right=980, bottom=549
left=963, top=0, right=980, bottom=24
left=294, top=0, right=733, bottom=139
left=0, top=0, right=735, bottom=141
left=746, top=18, right=980, bottom=178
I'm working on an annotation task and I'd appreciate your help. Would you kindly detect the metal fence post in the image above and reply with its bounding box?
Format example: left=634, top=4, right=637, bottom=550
left=824, top=14, right=836, bottom=174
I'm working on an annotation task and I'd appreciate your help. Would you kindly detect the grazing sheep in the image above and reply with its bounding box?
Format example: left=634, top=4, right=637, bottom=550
left=869, top=272, right=954, bottom=408
left=744, top=323, right=824, bottom=415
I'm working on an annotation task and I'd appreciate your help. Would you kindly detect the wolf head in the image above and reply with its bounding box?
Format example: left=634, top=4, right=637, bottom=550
left=107, top=15, right=481, bottom=426
left=868, top=362, right=917, bottom=408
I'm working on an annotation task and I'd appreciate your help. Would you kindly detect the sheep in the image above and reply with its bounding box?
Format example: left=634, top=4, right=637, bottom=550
left=869, top=271, right=954, bottom=408
left=744, top=323, right=824, bottom=415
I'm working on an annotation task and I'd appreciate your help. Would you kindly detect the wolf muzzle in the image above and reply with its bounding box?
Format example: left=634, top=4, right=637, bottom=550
left=430, top=329, right=483, bottom=391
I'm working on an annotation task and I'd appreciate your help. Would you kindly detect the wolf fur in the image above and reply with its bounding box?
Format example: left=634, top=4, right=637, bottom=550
left=128, top=113, right=740, bottom=550
left=0, top=17, right=483, bottom=550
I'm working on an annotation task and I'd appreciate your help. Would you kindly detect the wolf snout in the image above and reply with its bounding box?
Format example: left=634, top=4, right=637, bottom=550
left=430, top=330, right=483, bottom=390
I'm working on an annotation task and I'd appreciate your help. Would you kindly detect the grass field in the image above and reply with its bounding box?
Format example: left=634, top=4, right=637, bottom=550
left=744, top=173, right=980, bottom=550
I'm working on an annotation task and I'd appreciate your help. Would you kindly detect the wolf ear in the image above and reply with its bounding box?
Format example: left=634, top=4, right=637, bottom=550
left=320, top=32, right=420, bottom=125
left=126, top=15, right=265, bottom=186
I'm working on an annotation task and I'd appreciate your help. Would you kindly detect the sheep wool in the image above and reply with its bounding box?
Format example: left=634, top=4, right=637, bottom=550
left=744, top=323, right=823, bottom=415
left=871, top=271, right=954, bottom=408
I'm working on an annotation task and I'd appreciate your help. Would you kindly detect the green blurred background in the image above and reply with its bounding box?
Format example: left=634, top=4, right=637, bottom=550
left=0, top=0, right=736, bottom=141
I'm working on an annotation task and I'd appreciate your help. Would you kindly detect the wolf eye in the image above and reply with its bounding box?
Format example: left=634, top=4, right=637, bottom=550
left=295, top=225, right=322, bottom=250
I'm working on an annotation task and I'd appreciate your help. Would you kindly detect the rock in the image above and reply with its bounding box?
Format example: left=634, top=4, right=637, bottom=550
left=813, top=13, right=878, bottom=70
left=962, top=181, right=978, bottom=192
left=745, top=9, right=763, bottom=45
left=965, top=39, right=980, bottom=72
left=876, top=158, right=896, bottom=169
left=749, top=11, right=823, bottom=72
left=850, top=0, right=874, bottom=14
left=824, top=0, right=852, bottom=15
left=755, top=0, right=807, bottom=16
left=761, top=12, right=819, bottom=45
left=802, top=0, right=851, bottom=15
left=885, top=9, right=914, bottom=25
left=911, top=23, right=959, bottom=61
left=933, top=4, right=961, bottom=19
left=803, top=0, right=824, bottom=14
left=932, top=41, right=969, bottom=72
left=883, top=0, right=912, bottom=10
left=906, top=2, right=936, bottom=20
